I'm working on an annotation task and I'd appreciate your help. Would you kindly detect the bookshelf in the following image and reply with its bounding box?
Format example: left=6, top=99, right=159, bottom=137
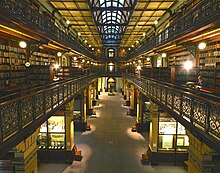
left=30, top=51, right=56, bottom=66
left=152, top=67, right=171, bottom=83
left=0, top=40, right=27, bottom=89
left=169, top=50, right=197, bottom=85
left=27, top=65, right=51, bottom=86
left=199, top=42, right=220, bottom=87
left=56, top=66, right=71, bottom=79
left=71, top=67, right=83, bottom=77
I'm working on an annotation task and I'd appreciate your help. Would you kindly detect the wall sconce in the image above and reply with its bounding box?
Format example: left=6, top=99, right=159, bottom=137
left=147, top=57, right=151, bottom=61
left=73, top=57, right=77, bottom=61
left=198, top=42, right=206, bottom=50
left=92, top=48, right=94, bottom=50
left=82, top=59, right=85, bottom=63
left=19, top=41, right=27, bottom=48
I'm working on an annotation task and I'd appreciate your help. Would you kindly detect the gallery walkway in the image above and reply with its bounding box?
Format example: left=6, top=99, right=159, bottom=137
left=39, top=92, right=187, bottom=173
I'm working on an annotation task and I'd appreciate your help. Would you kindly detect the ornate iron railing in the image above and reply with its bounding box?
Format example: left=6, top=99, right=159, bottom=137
left=127, top=0, right=220, bottom=60
left=0, top=0, right=96, bottom=60
left=124, top=73, right=220, bottom=153
left=0, top=74, right=98, bottom=157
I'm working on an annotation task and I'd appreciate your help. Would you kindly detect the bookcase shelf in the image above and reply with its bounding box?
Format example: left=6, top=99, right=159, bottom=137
left=169, top=50, right=195, bottom=67
left=199, top=42, right=220, bottom=87
left=0, top=40, right=27, bottom=89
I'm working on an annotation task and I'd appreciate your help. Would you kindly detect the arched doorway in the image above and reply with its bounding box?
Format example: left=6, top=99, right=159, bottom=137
left=107, top=77, right=116, bottom=92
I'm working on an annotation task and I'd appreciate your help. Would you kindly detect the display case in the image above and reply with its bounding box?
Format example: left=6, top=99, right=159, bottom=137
left=38, top=116, right=65, bottom=150
left=158, top=112, right=189, bottom=152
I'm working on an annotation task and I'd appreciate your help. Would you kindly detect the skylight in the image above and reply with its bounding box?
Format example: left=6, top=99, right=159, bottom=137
left=90, top=0, right=136, bottom=45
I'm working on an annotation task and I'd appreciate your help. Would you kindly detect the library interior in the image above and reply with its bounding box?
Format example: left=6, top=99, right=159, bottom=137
left=0, top=0, right=219, bottom=173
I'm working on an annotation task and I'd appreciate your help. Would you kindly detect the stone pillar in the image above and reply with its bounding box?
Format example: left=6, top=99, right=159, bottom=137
left=82, top=90, right=87, bottom=122
left=186, top=130, right=220, bottom=173
left=13, top=129, right=39, bottom=173
left=130, top=85, right=135, bottom=110
left=65, top=99, right=75, bottom=151
left=149, top=101, right=159, bottom=152
left=136, top=91, right=143, bottom=123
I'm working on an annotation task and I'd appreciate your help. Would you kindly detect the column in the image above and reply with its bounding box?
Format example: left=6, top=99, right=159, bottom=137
left=82, top=89, right=87, bottom=123
left=186, top=130, right=220, bottom=173
left=13, top=129, right=39, bottom=173
left=149, top=101, right=159, bottom=152
left=65, top=99, right=75, bottom=151
left=136, top=90, right=143, bottom=124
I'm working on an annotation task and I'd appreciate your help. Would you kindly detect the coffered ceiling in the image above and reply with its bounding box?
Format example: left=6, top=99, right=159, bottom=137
left=40, top=0, right=183, bottom=57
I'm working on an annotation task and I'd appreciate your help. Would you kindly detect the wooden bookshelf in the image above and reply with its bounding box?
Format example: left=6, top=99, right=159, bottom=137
left=199, top=42, right=220, bottom=87
left=56, top=66, right=71, bottom=79
left=0, top=40, right=27, bottom=89
left=27, top=65, right=51, bottom=86
left=152, top=67, right=170, bottom=83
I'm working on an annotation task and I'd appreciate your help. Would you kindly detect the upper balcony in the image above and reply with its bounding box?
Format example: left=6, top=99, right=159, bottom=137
left=127, top=0, right=220, bottom=60
left=0, top=0, right=96, bottom=60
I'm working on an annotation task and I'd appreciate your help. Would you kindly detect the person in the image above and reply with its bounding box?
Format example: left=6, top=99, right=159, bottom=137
left=197, top=76, right=207, bottom=87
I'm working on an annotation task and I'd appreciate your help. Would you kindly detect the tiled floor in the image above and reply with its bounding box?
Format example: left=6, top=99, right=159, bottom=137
left=39, top=92, right=187, bottom=173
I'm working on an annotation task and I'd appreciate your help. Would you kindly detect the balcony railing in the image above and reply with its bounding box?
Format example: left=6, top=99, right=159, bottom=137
left=127, top=0, right=220, bottom=60
left=0, top=0, right=96, bottom=60
left=124, top=73, right=220, bottom=153
left=0, top=73, right=98, bottom=158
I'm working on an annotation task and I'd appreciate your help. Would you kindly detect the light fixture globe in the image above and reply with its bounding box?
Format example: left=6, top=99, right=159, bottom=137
left=66, top=20, right=70, bottom=25
left=161, top=53, right=167, bottom=58
left=25, top=62, right=31, bottom=67
left=184, top=60, right=193, bottom=71
left=57, top=52, right=62, bottom=57
left=154, top=20, right=158, bottom=25
left=198, top=42, right=206, bottom=50
left=19, top=41, right=27, bottom=48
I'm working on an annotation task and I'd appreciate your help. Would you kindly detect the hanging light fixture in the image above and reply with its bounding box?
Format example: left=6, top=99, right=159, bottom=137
left=198, top=42, right=207, bottom=50
left=57, top=52, right=62, bottom=57
left=66, top=20, right=70, bottom=25
left=25, top=61, right=31, bottom=67
left=19, top=41, right=27, bottom=48
left=161, top=53, right=167, bottom=58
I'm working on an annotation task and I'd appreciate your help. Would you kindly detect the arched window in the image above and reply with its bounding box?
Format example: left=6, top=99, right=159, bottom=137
left=108, top=48, right=115, bottom=58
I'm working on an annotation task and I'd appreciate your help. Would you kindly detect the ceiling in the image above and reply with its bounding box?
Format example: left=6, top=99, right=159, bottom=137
left=37, top=0, right=183, bottom=58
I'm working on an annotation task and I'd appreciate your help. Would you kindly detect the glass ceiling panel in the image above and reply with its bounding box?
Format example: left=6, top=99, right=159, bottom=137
left=91, top=0, right=136, bottom=45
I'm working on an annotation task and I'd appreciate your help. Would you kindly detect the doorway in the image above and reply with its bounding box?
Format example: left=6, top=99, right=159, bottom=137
left=107, top=77, right=116, bottom=92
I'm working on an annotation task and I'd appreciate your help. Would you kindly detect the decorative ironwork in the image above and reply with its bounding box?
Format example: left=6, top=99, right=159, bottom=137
left=182, top=96, right=192, bottom=120
left=0, top=74, right=98, bottom=150
left=209, top=104, right=220, bottom=138
left=193, top=99, right=207, bottom=130
left=124, top=73, right=220, bottom=152
left=35, top=93, right=43, bottom=119
left=21, top=97, right=33, bottom=127
left=1, top=103, right=18, bottom=140
left=173, top=92, right=181, bottom=114
left=45, top=91, right=52, bottom=113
